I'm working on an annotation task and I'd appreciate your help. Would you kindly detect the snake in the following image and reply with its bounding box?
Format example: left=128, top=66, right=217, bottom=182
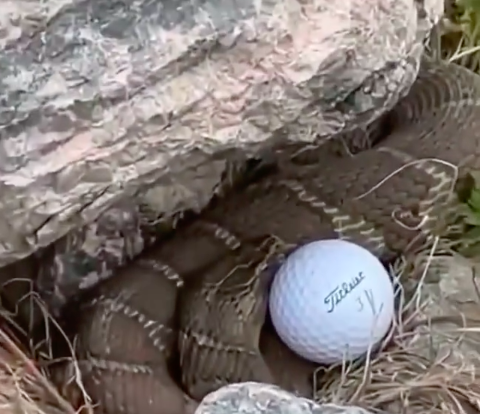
left=50, top=58, right=480, bottom=414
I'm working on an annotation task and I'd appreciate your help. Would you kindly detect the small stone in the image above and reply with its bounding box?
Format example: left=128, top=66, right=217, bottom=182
left=194, top=382, right=377, bottom=414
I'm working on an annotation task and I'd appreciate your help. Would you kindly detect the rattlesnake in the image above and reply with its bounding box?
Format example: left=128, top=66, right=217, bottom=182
left=51, top=59, right=480, bottom=414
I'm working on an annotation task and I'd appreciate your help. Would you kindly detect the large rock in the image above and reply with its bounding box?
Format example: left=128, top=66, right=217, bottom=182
left=0, top=0, right=442, bottom=267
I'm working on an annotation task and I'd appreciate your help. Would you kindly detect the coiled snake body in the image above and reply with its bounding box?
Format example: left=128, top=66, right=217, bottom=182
left=53, top=60, right=480, bottom=414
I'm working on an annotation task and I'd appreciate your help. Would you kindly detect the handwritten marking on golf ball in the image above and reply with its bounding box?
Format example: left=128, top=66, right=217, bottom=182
left=324, top=272, right=366, bottom=313
left=356, top=289, right=384, bottom=318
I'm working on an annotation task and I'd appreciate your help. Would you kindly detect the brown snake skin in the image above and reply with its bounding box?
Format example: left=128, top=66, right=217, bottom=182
left=51, top=59, right=480, bottom=414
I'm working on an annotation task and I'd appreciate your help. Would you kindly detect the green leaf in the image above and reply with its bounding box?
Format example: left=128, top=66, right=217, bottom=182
left=460, top=0, right=480, bottom=13
left=464, top=225, right=480, bottom=240
left=462, top=209, right=480, bottom=226
left=468, top=188, right=480, bottom=212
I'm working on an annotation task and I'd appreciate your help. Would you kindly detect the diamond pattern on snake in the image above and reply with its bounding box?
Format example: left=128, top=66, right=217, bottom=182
left=51, top=59, right=480, bottom=414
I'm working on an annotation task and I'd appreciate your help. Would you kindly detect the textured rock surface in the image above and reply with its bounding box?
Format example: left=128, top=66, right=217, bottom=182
left=194, top=383, right=374, bottom=414
left=413, top=254, right=480, bottom=366
left=0, top=0, right=443, bottom=268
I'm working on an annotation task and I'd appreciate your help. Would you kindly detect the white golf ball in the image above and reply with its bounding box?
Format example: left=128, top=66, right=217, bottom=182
left=268, top=239, right=395, bottom=365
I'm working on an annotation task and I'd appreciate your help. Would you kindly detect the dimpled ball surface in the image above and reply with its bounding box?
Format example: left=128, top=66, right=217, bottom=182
left=268, top=239, right=395, bottom=365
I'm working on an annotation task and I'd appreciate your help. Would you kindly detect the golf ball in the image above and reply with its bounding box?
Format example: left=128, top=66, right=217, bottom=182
left=268, top=239, right=395, bottom=365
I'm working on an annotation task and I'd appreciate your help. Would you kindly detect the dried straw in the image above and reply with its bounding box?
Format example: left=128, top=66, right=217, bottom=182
left=0, top=289, right=90, bottom=414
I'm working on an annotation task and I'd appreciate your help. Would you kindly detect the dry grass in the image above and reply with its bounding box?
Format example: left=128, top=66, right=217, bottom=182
left=0, top=291, right=90, bottom=414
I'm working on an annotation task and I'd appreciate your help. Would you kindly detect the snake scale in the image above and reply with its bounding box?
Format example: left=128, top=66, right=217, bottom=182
left=51, top=59, right=480, bottom=414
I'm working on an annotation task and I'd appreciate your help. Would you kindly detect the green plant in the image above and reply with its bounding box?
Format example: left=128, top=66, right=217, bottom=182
left=442, top=0, right=480, bottom=71
left=444, top=172, right=480, bottom=257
